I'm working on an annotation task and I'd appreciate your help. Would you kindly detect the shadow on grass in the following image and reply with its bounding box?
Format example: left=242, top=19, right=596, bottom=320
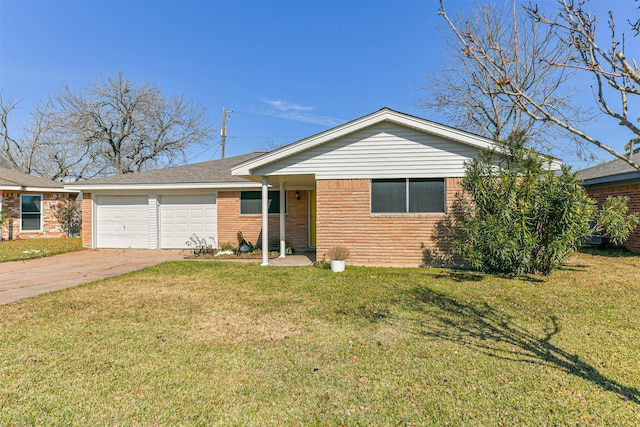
left=410, top=286, right=640, bottom=404
left=429, top=269, right=545, bottom=284
left=579, top=248, right=640, bottom=258
left=431, top=271, right=485, bottom=283
left=556, top=264, right=589, bottom=272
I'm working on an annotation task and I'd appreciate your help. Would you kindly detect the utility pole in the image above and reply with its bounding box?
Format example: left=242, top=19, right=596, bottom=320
left=220, top=107, right=227, bottom=159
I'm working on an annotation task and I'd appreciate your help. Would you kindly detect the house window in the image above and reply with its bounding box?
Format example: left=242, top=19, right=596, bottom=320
left=21, top=195, right=43, bottom=231
left=240, top=191, right=286, bottom=215
left=371, top=178, right=445, bottom=213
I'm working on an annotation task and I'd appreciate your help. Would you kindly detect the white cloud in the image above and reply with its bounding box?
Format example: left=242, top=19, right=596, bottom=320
left=252, top=99, right=343, bottom=127
left=264, top=99, right=315, bottom=112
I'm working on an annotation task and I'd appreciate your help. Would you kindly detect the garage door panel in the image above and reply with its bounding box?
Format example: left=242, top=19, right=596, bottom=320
left=160, top=195, right=217, bottom=249
left=96, top=195, right=150, bottom=249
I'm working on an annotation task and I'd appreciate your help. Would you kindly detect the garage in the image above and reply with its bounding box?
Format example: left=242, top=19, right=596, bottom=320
left=159, top=194, right=217, bottom=249
left=96, top=195, right=150, bottom=248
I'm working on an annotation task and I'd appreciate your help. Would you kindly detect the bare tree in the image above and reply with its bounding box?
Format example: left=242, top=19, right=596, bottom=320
left=1, top=73, right=214, bottom=180
left=438, top=0, right=640, bottom=170
left=50, top=72, right=214, bottom=177
left=1, top=96, right=52, bottom=176
left=423, top=2, right=589, bottom=155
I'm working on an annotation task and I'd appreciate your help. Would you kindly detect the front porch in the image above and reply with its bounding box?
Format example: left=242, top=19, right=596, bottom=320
left=269, top=250, right=316, bottom=266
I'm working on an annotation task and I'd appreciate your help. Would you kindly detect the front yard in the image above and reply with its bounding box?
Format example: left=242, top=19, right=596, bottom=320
left=0, top=237, right=82, bottom=262
left=0, top=250, right=638, bottom=425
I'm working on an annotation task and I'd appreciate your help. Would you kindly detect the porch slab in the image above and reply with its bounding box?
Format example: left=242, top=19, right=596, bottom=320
left=269, top=253, right=315, bottom=266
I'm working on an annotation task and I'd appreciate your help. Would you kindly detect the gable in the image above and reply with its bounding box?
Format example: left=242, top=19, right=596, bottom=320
left=250, top=122, right=482, bottom=179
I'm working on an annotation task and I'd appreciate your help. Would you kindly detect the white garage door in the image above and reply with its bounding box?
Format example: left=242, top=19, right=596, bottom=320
left=96, top=195, right=150, bottom=248
left=159, top=194, right=217, bottom=249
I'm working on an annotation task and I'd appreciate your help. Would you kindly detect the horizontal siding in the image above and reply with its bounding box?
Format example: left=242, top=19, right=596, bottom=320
left=252, top=122, right=480, bottom=179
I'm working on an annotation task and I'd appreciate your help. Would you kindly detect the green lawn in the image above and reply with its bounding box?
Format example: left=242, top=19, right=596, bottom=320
left=1, top=250, right=639, bottom=425
left=0, top=237, right=83, bottom=262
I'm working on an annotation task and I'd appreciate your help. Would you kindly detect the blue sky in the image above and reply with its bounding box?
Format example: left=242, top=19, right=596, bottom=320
left=0, top=0, right=637, bottom=169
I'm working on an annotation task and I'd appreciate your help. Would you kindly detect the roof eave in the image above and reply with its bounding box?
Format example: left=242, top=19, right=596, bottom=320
left=581, top=171, right=640, bottom=186
left=64, top=181, right=262, bottom=192
left=1, top=185, right=73, bottom=193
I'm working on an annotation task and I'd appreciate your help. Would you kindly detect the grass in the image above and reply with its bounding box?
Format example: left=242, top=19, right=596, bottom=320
left=0, top=237, right=83, bottom=262
left=0, top=250, right=639, bottom=425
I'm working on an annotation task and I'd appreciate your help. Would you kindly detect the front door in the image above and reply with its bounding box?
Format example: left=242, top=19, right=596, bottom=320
left=309, top=190, right=316, bottom=247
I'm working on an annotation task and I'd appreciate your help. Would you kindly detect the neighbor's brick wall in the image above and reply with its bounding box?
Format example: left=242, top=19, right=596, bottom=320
left=315, top=178, right=463, bottom=267
left=81, top=193, right=93, bottom=248
left=585, top=183, right=640, bottom=252
left=1, top=192, right=67, bottom=240
left=217, top=190, right=309, bottom=250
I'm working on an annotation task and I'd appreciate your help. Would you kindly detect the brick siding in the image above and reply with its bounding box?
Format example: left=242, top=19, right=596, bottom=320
left=1, top=192, right=68, bottom=240
left=217, top=190, right=309, bottom=250
left=586, top=183, right=640, bottom=252
left=315, top=178, right=463, bottom=267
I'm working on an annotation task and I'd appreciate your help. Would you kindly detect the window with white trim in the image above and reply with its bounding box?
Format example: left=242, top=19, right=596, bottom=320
left=240, top=191, right=286, bottom=215
left=371, top=178, right=445, bottom=213
left=21, top=195, right=43, bottom=231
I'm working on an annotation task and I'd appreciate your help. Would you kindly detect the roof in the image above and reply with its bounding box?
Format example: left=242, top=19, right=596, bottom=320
left=232, top=108, right=562, bottom=178
left=578, top=153, right=640, bottom=186
left=0, top=167, right=66, bottom=191
left=64, top=152, right=265, bottom=191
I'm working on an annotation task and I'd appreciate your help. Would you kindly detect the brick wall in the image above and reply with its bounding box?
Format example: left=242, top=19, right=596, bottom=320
left=315, top=178, right=463, bottom=267
left=217, top=190, right=309, bottom=250
left=1, top=192, right=68, bottom=240
left=81, top=193, right=93, bottom=247
left=585, top=183, right=640, bottom=252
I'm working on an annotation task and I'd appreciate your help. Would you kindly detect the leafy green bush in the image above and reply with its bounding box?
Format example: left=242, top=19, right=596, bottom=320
left=594, top=196, right=639, bottom=246
left=450, top=135, right=596, bottom=275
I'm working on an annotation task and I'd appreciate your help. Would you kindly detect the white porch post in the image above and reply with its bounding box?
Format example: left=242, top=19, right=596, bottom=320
left=261, top=176, right=269, bottom=266
left=279, top=182, right=286, bottom=258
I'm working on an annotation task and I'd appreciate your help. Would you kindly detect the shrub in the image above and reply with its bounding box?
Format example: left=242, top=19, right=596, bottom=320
left=186, top=234, right=216, bottom=256
left=327, top=246, right=350, bottom=260
left=51, top=199, right=82, bottom=237
left=450, top=134, right=596, bottom=275
left=0, top=210, right=5, bottom=241
left=594, top=196, right=640, bottom=246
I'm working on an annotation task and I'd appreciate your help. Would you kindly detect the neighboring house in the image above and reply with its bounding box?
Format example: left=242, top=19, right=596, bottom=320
left=66, top=108, right=553, bottom=267
left=578, top=153, right=640, bottom=252
left=0, top=167, right=77, bottom=241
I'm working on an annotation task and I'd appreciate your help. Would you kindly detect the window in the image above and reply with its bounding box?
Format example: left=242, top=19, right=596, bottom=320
left=21, top=195, right=42, bottom=231
left=371, top=178, right=445, bottom=213
left=240, top=191, right=286, bottom=215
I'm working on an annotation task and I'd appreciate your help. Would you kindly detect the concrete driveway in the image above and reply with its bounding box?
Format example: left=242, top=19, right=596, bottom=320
left=0, top=249, right=187, bottom=305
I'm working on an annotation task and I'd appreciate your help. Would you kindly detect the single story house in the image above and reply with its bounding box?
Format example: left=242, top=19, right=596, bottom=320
left=66, top=108, right=555, bottom=267
left=0, top=167, right=77, bottom=241
left=578, top=153, right=640, bottom=252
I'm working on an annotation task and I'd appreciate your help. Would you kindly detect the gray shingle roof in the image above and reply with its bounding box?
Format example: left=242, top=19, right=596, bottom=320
left=70, top=152, right=266, bottom=186
left=578, top=153, right=640, bottom=184
left=0, top=167, right=64, bottom=189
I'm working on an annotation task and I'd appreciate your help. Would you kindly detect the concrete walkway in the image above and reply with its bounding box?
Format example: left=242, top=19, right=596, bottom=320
left=0, top=249, right=187, bottom=306
left=269, top=253, right=315, bottom=266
